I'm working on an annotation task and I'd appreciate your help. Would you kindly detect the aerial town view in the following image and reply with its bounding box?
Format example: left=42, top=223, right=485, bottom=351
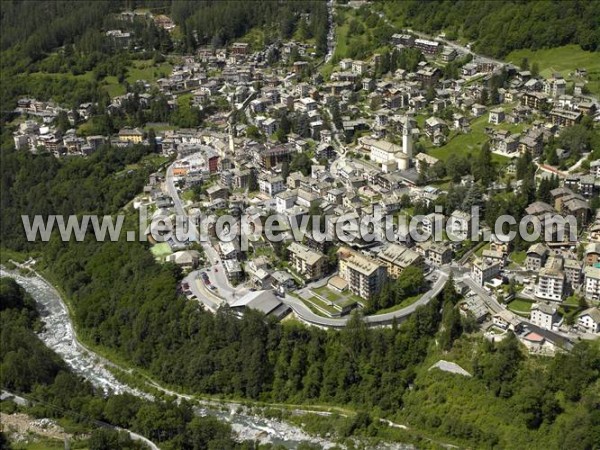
left=1, top=0, right=599, bottom=449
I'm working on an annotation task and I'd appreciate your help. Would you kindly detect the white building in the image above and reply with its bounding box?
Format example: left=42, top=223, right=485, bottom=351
left=535, top=258, right=565, bottom=302
left=471, top=257, right=501, bottom=286
left=583, top=266, right=600, bottom=302
left=577, top=307, right=600, bottom=333
left=530, top=303, right=561, bottom=330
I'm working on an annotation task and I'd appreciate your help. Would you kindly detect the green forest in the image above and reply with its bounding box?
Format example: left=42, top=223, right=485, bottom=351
left=0, top=277, right=263, bottom=450
left=376, top=0, right=600, bottom=57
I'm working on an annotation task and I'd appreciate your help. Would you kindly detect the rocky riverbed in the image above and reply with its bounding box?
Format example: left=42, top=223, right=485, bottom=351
left=0, top=268, right=346, bottom=448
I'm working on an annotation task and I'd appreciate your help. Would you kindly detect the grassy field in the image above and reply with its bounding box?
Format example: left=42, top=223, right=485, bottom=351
left=126, top=59, right=173, bottom=84
left=507, top=298, right=533, bottom=315
left=374, top=294, right=421, bottom=314
left=505, top=45, right=600, bottom=95
left=426, top=114, right=512, bottom=164
left=510, top=251, right=527, bottom=265
left=150, top=242, right=172, bottom=261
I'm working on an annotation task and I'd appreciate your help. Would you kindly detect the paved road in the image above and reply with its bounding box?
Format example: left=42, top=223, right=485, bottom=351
left=283, top=269, right=449, bottom=328
left=166, top=158, right=248, bottom=305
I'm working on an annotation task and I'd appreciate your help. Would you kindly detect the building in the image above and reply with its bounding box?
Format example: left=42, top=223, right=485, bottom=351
left=577, top=307, right=600, bottom=333
left=414, top=38, right=440, bottom=54
left=488, top=108, right=505, bottom=125
left=337, top=247, right=387, bottom=300
left=530, top=303, right=561, bottom=330
left=359, top=137, right=410, bottom=171
left=288, top=242, right=327, bottom=281
left=549, top=109, right=581, bottom=128
left=424, top=242, right=453, bottom=266
left=376, top=243, right=423, bottom=279
left=525, top=243, right=549, bottom=271
left=165, top=250, right=201, bottom=270
left=583, top=266, right=600, bottom=302
left=564, top=258, right=582, bottom=290
left=231, top=42, right=250, bottom=55
left=471, top=257, right=501, bottom=286
left=118, top=127, right=144, bottom=143
left=448, top=210, right=472, bottom=239
left=535, top=257, right=565, bottom=302
left=230, top=290, right=290, bottom=320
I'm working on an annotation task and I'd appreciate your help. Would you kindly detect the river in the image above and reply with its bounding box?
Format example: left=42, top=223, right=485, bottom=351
left=0, top=268, right=350, bottom=448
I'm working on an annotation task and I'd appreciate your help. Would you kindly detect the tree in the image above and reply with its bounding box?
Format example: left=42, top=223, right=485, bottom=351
left=439, top=300, right=462, bottom=351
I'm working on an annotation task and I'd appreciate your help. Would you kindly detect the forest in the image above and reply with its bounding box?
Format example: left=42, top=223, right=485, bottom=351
left=0, top=277, right=260, bottom=450
left=376, top=0, right=600, bottom=58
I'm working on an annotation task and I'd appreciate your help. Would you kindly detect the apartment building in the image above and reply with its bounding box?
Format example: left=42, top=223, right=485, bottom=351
left=583, top=266, right=600, bottom=303
left=535, top=257, right=565, bottom=302
left=376, top=243, right=423, bottom=279
left=288, top=242, right=326, bottom=281
left=471, top=257, right=502, bottom=286
left=530, top=303, right=561, bottom=330
left=338, top=247, right=387, bottom=300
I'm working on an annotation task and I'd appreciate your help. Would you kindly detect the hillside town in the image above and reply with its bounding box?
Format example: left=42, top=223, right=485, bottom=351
left=10, top=7, right=600, bottom=357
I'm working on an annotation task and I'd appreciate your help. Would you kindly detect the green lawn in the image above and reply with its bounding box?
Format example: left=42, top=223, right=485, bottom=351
left=505, top=45, right=600, bottom=95
left=126, top=60, right=173, bottom=84
left=150, top=242, right=173, bottom=260
left=507, top=298, right=533, bottom=314
left=426, top=114, right=511, bottom=164
left=373, top=294, right=421, bottom=315
left=510, top=251, right=527, bottom=265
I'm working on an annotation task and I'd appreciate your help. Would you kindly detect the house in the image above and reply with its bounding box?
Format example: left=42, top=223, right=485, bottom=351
left=423, top=242, right=453, bottom=266
left=471, top=257, right=501, bottom=286
left=471, top=103, right=486, bottom=117
left=337, top=247, right=387, bottom=300
left=288, top=242, right=327, bottom=281
left=271, top=270, right=295, bottom=293
left=585, top=243, right=600, bottom=266
left=583, top=266, right=600, bottom=302
left=422, top=212, right=445, bottom=236
left=441, top=47, right=457, bottom=62
left=118, top=127, right=144, bottom=143
left=549, top=109, right=581, bottom=128
left=414, top=38, right=440, bottom=54
left=530, top=303, right=561, bottom=330
left=425, top=117, right=446, bottom=138
left=166, top=250, right=201, bottom=270
left=206, top=184, right=228, bottom=201
left=376, top=243, right=424, bottom=279
left=231, top=42, right=250, bottom=55
left=352, top=60, right=367, bottom=75
left=525, top=243, right=549, bottom=271
left=223, top=259, right=243, bottom=283
left=564, top=258, right=582, bottom=290
left=449, top=210, right=472, bottom=239
left=492, top=310, right=522, bottom=331
left=258, top=175, right=285, bottom=197
left=577, top=307, right=600, bottom=333
left=488, top=108, right=505, bottom=125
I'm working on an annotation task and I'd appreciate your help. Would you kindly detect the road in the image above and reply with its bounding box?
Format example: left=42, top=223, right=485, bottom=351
left=165, top=157, right=248, bottom=306
left=283, top=269, right=449, bottom=328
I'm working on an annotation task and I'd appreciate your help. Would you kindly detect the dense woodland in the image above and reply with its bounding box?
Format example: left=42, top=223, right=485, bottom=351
left=376, top=0, right=600, bottom=57
left=0, top=277, right=260, bottom=450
